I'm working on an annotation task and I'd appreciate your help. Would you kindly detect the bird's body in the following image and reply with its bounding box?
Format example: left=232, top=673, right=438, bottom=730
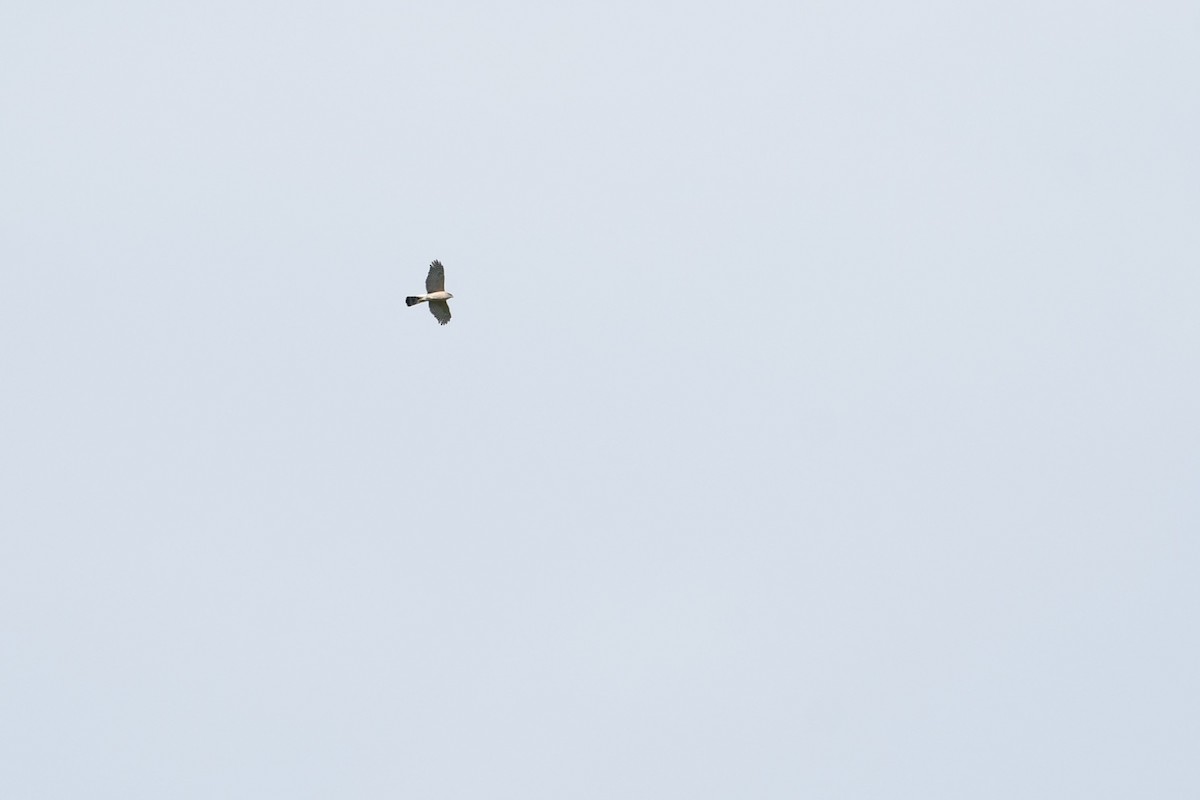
left=405, top=290, right=453, bottom=304
left=406, top=260, right=453, bottom=325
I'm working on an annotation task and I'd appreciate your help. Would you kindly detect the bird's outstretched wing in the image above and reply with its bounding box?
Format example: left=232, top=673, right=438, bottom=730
left=426, top=260, right=445, bottom=293
left=428, top=299, right=451, bottom=326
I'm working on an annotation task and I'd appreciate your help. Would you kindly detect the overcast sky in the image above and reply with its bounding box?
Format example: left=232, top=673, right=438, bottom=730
left=2, top=2, right=1198, bottom=797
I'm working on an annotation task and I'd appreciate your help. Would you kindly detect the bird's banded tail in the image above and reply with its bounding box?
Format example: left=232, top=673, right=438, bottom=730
left=405, top=296, right=424, bottom=306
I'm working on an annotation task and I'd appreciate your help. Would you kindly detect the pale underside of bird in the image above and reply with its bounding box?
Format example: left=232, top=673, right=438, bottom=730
left=405, top=260, right=453, bottom=325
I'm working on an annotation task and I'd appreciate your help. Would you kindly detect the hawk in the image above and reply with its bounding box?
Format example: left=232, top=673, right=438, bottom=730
left=405, top=260, right=454, bottom=325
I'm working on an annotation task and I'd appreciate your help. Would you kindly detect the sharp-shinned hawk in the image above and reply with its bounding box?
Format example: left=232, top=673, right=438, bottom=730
left=405, top=260, right=454, bottom=325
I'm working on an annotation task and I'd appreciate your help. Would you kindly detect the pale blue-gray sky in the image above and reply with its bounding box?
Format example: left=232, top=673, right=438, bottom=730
left=2, top=2, right=1198, bottom=797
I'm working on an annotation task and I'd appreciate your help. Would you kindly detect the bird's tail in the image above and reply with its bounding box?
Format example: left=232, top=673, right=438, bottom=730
left=405, top=296, right=424, bottom=306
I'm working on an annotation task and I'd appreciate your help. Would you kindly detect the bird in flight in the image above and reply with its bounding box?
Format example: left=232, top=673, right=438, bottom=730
left=405, top=260, right=454, bottom=325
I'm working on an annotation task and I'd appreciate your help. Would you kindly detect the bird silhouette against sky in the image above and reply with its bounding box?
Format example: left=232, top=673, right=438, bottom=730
left=405, top=260, right=453, bottom=325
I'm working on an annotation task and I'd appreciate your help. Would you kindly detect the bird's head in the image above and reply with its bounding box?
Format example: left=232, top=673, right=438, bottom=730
left=446, top=293, right=455, bottom=299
